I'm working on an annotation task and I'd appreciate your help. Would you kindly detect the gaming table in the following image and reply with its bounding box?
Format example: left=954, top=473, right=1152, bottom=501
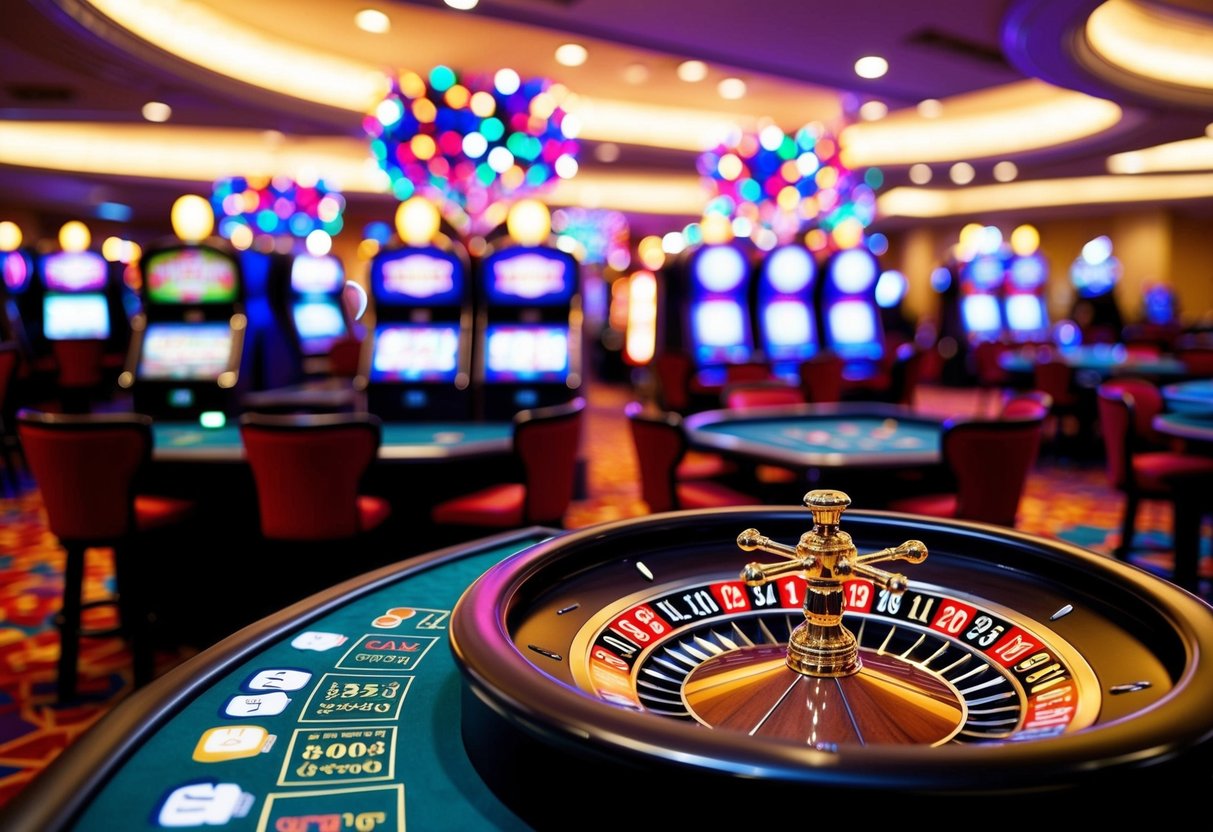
left=7, top=501, right=1213, bottom=828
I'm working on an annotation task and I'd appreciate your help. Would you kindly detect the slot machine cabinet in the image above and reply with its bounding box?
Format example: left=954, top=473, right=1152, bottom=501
left=756, top=242, right=819, bottom=383
left=1, top=246, right=35, bottom=353
left=1003, top=252, right=1050, bottom=344
left=120, top=239, right=246, bottom=423
left=31, top=246, right=130, bottom=365
left=818, top=247, right=886, bottom=381
left=1069, top=235, right=1124, bottom=343
left=958, top=250, right=1007, bottom=345
left=680, top=239, right=757, bottom=391
left=362, top=239, right=474, bottom=421
left=271, top=251, right=352, bottom=378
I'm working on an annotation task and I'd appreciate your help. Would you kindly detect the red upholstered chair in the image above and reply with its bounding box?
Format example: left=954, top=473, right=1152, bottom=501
left=0, top=341, right=24, bottom=493
left=431, top=397, right=586, bottom=531
left=625, top=401, right=759, bottom=513
left=1000, top=390, right=1053, bottom=421
left=240, top=411, right=390, bottom=542
left=16, top=409, right=197, bottom=702
left=1096, top=383, right=1213, bottom=574
left=1177, top=346, right=1213, bottom=377
left=972, top=341, right=1013, bottom=417
left=887, top=413, right=1046, bottom=528
left=50, top=338, right=110, bottom=413
left=722, top=379, right=805, bottom=410
left=653, top=350, right=695, bottom=414
left=798, top=351, right=845, bottom=404
left=1098, top=377, right=1168, bottom=451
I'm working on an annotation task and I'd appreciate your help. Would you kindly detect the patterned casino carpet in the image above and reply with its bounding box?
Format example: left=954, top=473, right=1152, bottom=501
left=0, top=381, right=1208, bottom=807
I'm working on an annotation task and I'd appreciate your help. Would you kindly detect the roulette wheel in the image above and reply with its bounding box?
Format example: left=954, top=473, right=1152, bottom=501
left=450, top=490, right=1213, bottom=821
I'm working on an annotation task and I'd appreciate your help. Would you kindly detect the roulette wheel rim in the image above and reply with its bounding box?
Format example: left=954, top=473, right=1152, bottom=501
left=450, top=505, right=1213, bottom=809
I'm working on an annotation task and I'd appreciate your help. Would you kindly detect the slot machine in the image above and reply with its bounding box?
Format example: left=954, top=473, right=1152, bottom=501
left=362, top=197, right=474, bottom=421
left=818, top=246, right=885, bottom=380
left=274, top=250, right=352, bottom=377
left=680, top=237, right=756, bottom=390
left=958, top=249, right=1006, bottom=344
left=119, top=195, right=246, bottom=425
left=1069, top=235, right=1124, bottom=343
left=755, top=242, right=819, bottom=382
left=1001, top=224, right=1050, bottom=344
left=1, top=245, right=35, bottom=351
left=475, top=199, right=582, bottom=421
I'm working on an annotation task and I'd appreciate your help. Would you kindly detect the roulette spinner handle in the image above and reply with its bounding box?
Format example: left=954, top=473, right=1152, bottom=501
left=737, top=489, right=927, bottom=676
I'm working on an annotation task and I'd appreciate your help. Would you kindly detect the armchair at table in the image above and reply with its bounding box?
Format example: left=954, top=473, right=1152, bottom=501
left=430, top=397, right=586, bottom=536
left=625, top=401, right=759, bottom=513
left=16, top=409, right=198, bottom=702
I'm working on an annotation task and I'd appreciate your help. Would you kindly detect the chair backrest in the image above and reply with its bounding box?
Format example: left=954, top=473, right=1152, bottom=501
left=16, top=409, right=152, bottom=541
left=1177, top=347, right=1213, bottom=376
left=1032, top=353, right=1077, bottom=406
left=798, top=351, right=845, bottom=403
left=50, top=338, right=108, bottom=389
left=240, top=411, right=383, bottom=540
left=1096, top=384, right=1137, bottom=491
left=722, top=380, right=805, bottom=410
left=972, top=340, right=1010, bottom=386
left=653, top=351, right=693, bottom=413
left=887, top=342, right=926, bottom=407
left=1000, top=390, right=1053, bottom=420
left=940, top=414, right=1045, bottom=526
left=723, top=361, right=772, bottom=385
left=513, top=396, right=586, bottom=525
left=1099, top=377, right=1163, bottom=447
left=327, top=336, right=363, bottom=378
left=0, top=341, right=19, bottom=420
left=625, top=401, right=687, bottom=514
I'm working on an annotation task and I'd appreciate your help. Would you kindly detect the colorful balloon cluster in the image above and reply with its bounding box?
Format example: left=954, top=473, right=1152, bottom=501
left=364, top=66, right=580, bottom=217
left=211, top=175, right=345, bottom=241
left=697, top=122, right=881, bottom=254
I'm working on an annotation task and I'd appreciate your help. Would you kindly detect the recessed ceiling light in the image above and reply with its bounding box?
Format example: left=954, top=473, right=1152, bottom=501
left=859, top=100, right=888, bottom=121
left=908, top=163, right=932, bottom=185
left=950, top=162, right=976, bottom=185
left=555, top=43, right=588, bottom=67
left=354, top=9, right=390, bottom=34
left=717, top=77, right=747, bottom=100
left=594, top=142, right=621, bottom=163
left=854, top=56, right=888, bottom=79
left=444, top=0, right=479, bottom=10
left=142, top=101, right=172, bottom=122
left=677, top=60, right=709, bottom=82
left=623, top=63, right=650, bottom=85
left=917, top=99, right=943, bottom=118
left=993, top=161, right=1019, bottom=182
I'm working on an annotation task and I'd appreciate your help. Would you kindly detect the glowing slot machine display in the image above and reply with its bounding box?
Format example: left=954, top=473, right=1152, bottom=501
left=684, top=241, right=755, bottom=387
left=1003, top=225, right=1049, bottom=343
left=475, top=199, right=581, bottom=420
left=364, top=198, right=474, bottom=420
left=286, top=252, right=350, bottom=362
left=959, top=251, right=1006, bottom=343
left=819, top=247, right=885, bottom=378
left=757, top=243, right=818, bottom=381
left=121, top=196, right=247, bottom=423
left=1069, top=235, right=1124, bottom=341
left=37, top=249, right=121, bottom=347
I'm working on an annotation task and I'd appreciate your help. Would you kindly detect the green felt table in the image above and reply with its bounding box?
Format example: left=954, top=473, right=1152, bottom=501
left=684, top=402, right=943, bottom=469
left=1162, top=379, right=1213, bottom=414
left=152, top=421, right=513, bottom=463
left=4, top=529, right=554, bottom=831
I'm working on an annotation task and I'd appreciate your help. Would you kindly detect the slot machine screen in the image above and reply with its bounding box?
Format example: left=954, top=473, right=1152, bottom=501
left=482, top=324, right=569, bottom=382
left=828, top=249, right=877, bottom=293
left=826, top=300, right=877, bottom=349
left=137, top=322, right=233, bottom=380
left=369, top=323, right=460, bottom=382
left=290, top=255, right=344, bottom=295
left=372, top=249, right=464, bottom=306
left=144, top=248, right=239, bottom=305
left=40, top=251, right=108, bottom=292
left=42, top=293, right=111, bottom=340
left=961, top=294, right=1002, bottom=337
left=1008, top=255, right=1045, bottom=290
left=483, top=249, right=575, bottom=306
left=692, top=300, right=747, bottom=364
left=3, top=250, right=32, bottom=294
left=1005, top=295, right=1045, bottom=332
left=762, top=301, right=814, bottom=360
left=292, top=299, right=348, bottom=355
